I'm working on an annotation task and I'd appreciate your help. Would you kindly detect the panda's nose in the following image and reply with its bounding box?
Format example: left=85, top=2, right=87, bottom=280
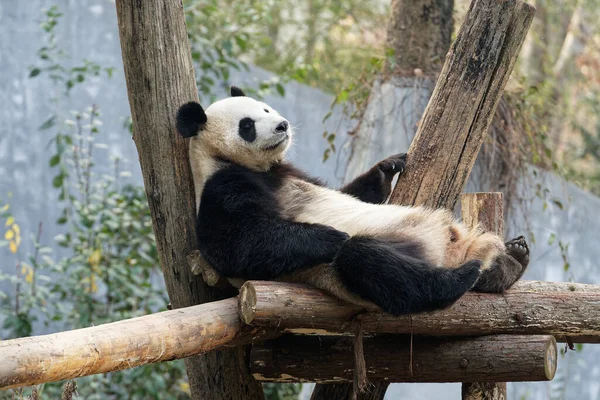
left=275, top=120, right=289, bottom=133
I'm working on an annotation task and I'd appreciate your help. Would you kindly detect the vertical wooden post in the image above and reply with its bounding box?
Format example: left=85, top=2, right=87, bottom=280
left=114, top=2, right=263, bottom=399
left=461, top=192, right=506, bottom=400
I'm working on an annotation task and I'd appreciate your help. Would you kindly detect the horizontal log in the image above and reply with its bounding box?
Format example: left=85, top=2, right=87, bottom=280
left=239, top=280, right=600, bottom=342
left=251, top=334, right=557, bottom=383
left=0, top=298, right=274, bottom=390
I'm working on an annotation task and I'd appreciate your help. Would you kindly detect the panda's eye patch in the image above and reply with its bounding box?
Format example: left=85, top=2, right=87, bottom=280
left=238, top=117, right=257, bottom=142
left=264, top=109, right=270, bottom=113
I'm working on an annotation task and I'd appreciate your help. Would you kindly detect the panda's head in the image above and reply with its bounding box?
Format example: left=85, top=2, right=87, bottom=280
left=176, top=86, right=292, bottom=170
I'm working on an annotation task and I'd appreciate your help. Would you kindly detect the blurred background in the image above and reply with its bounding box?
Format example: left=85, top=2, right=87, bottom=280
left=0, top=0, right=599, bottom=399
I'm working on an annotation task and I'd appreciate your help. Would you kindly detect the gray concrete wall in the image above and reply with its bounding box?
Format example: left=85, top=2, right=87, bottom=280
left=1, top=1, right=598, bottom=399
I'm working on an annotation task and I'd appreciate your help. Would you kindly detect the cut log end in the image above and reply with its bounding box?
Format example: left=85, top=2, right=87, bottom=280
left=544, top=336, right=558, bottom=380
left=239, top=281, right=258, bottom=325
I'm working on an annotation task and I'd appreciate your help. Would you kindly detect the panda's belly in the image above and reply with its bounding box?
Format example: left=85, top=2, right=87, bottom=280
left=277, top=179, right=455, bottom=266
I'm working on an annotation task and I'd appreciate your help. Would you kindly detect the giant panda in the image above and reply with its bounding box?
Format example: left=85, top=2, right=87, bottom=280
left=175, top=86, right=530, bottom=316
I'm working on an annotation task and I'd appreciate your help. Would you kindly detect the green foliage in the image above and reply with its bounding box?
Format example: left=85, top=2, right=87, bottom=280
left=183, top=0, right=286, bottom=99
left=1, top=7, right=189, bottom=399
left=263, top=383, right=302, bottom=400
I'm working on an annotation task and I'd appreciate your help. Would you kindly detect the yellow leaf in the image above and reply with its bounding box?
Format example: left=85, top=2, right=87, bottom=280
left=89, top=275, right=98, bottom=293
left=21, top=265, right=27, bottom=275
left=25, top=269, right=34, bottom=284
left=12, top=224, right=19, bottom=235
left=88, top=249, right=102, bottom=267
left=4, top=230, right=14, bottom=240
left=0, top=204, right=8, bottom=213
left=9, top=241, right=17, bottom=254
left=5, top=216, right=14, bottom=227
left=179, top=382, right=190, bottom=394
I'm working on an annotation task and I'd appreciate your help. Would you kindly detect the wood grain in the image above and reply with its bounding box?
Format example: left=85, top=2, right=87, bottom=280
left=251, top=334, right=557, bottom=383
left=239, top=280, right=600, bottom=342
left=0, top=299, right=273, bottom=390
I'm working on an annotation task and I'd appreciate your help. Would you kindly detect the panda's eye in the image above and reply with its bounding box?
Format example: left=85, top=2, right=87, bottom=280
left=238, top=117, right=256, bottom=142
left=264, top=109, right=270, bottom=113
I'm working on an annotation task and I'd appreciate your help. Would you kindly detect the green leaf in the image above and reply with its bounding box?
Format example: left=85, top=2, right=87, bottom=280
left=52, top=174, right=64, bottom=188
left=29, top=68, right=41, bottom=78
left=39, top=116, right=56, bottom=131
left=552, top=199, right=564, bottom=210
left=49, top=154, right=60, bottom=167
left=276, top=83, right=285, bottom=97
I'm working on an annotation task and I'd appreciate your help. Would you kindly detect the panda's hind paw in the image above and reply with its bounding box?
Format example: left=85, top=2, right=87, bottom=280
left=505, top=236, right=529, bottom=268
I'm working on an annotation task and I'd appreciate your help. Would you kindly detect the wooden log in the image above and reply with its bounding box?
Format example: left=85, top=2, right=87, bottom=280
left=251, top=335, right=557, bottom=383
left=461, top=193, right=506, bottom=399
left=239, top=280, right=600, bottom=342
left=0, top=298, right=274, bottom=390
left=389, top=0, right=536, bottom=209
left=115, top=1, right=261, bottom=399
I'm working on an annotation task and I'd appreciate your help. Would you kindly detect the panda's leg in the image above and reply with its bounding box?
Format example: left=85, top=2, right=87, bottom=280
left=472, top=236, right=530, bottom=293
left=334, top=236, right=482, bottom=316
left=463, top=231, right=506, bottom=270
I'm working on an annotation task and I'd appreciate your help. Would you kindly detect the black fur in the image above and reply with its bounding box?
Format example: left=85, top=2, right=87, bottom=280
left=335, top=236, right=481, bottom=315
left=230, top=86, right=246, bottom=97
left=473, top=236, right=529, bottom=293
left=196, top=164, right=349, bottom=279
left=341, top=153, right=407, bottom=204
left=238, top=117, right=257, bottom=142
left=176, top=102, right=207, bottom=138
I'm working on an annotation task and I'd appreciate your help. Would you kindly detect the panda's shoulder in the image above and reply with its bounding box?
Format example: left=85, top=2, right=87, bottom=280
left=271, top=162, right=326, bottom=187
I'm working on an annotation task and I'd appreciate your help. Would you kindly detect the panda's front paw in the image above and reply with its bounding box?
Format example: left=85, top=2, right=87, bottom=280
left=377, top=153, right=407, bottom=178
left=505, top=236, right=529, bottom=268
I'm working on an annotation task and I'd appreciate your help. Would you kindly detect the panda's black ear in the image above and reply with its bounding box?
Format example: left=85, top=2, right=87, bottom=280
left=230, top=86, right=246, bottom=97
left=176, top=102, right=207, bottom=138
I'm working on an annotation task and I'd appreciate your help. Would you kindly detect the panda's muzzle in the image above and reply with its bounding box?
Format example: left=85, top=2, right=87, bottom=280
left=264, top=134, right=289, bottom=151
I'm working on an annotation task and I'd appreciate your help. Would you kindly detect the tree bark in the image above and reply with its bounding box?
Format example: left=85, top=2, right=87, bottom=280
left=389, top=0, right=536, bottom=209
left=386, top=0, right=454, bottom=76
left=0, top=299, right=274, bottom=390
left=251, top=335, right=557, bottom=383
left=239, top=280, right=600, bottom=342
left=114, top=2, right=262, bottom=399
left=460, top=193, right=505, bottom=399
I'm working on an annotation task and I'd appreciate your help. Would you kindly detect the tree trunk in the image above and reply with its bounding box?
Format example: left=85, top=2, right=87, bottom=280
left=114, top=2, right=263, bottom=399
left=252, top=334, right=557, bottom=383
left=386, top=0, right=454, bottom=76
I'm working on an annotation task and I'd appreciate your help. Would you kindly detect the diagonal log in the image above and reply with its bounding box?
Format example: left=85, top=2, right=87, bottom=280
left=390, top=0, right=536, bottom=209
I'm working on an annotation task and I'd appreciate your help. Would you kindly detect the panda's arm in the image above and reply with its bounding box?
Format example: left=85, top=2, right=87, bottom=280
left=197, top=168, right=349, bottom=280
left=340, top=153, right=406, bottom=204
